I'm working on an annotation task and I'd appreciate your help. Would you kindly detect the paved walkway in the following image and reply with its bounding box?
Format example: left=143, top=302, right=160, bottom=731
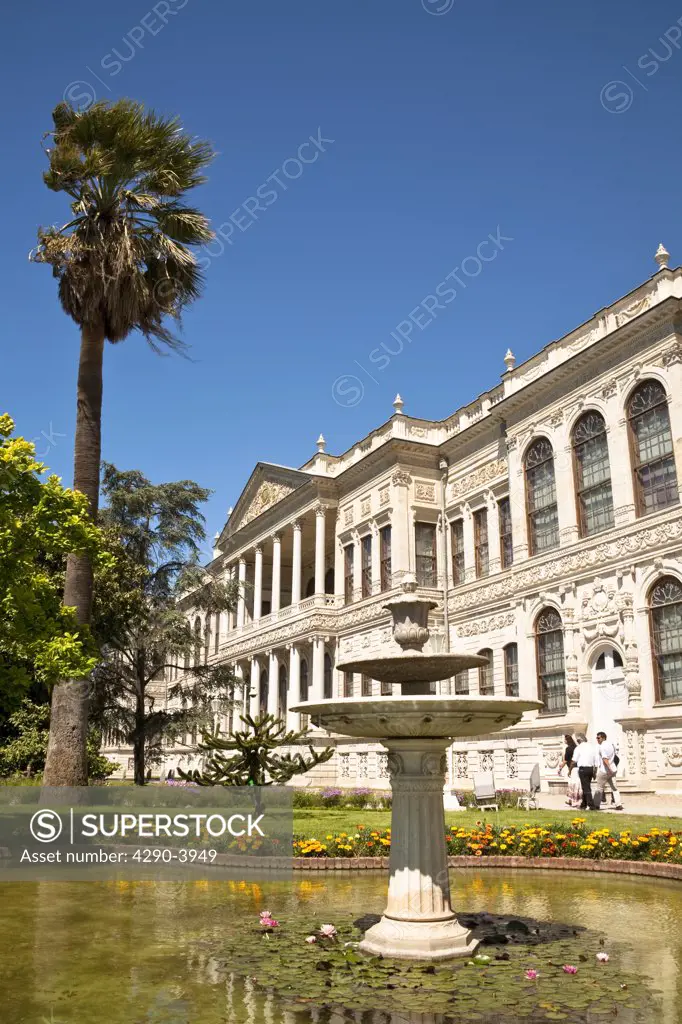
left=538, top=790, right=682, bottom=818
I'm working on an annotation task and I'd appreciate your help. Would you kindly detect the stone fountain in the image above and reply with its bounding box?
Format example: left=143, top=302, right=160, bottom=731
left=292, top=583, right=541, bottom=961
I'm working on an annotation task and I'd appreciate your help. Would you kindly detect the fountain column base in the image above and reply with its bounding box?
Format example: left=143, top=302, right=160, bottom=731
left=359, top=738, right=478, bottom=961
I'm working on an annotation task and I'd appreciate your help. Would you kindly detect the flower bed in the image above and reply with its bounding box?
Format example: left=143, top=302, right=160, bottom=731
left=293, top=818, right=682, bottom=863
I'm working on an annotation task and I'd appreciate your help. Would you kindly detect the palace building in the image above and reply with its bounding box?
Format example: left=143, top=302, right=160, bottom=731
left=106, top=244, right=682, bottom=794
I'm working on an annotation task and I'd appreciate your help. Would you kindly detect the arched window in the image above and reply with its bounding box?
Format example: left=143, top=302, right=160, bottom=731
left=524, top=438, right=559, bottom=555
left=454, top=669, right=469, bottom=695
left=628, top=380, right=679, bottom=515
left=478, top=649, right=494, bottom=695
left=535, top=609, right=566, bottom=713
left=504, top=643, right=519, bottom=696
left=323, top=653, right=333, bottom=699
left=595, top=649, right=623, bottom=671
left=305, top=576, right=315, bottom=598
left=325, top=567, right=335, bottom=594
left=649, top=576, right=682, bottom=702
left=572, top=411, right=614, bottom=537
left=259, top=669, right=269, bottom=716
left=300, top=658, right=309, bottom=702
left=278, top=663, right=288, bottom=718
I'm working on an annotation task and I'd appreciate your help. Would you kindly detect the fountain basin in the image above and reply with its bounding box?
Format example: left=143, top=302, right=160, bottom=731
left=297, top=695, right=540, bottom=740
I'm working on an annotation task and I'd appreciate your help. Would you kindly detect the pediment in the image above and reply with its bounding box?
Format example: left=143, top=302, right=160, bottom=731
left=220, top=463, right=310, bottom=543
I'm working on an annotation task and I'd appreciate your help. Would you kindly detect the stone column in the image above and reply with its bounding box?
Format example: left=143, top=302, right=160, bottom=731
left=556, top=437, right=579, bottom=545
left=314, top=505, right=326, bottom=596
left=505, top=437, right=529, bottom=562
left=271, top=534, right=281, bottom=614
left=288, top=644, right=300, bottom=729
left=609, top=413, right=637, bottom=527
left=249, top=657, right=260, bottom=718
left=267, top=650, right=279, bottom=716
left=352, top=530, right=362, bottom=602
left=311, top=636, right=325, bottom=702
left=486, top=492, right=501, bottom=575
left=236, top=558, right=247, bottom=630
left=232, top=664, right=244, bottom=732
left=334, top=527, right=345, bottom=603
left=391, top=470, right=412, bottom=585
left=227, top=565, right=236, bottom=631
left=253, top=545, right=263, bottom=621
left=462, top=504, right=475, bottom=582
left=291, top=521, right=302, bottom=605
left=370, top=521, right=381, bottom=594
left=359, top=738, right=477, bottom=960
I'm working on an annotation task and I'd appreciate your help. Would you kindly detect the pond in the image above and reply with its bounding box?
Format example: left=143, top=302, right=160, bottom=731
left=1, top=869, right=680, bottom=1023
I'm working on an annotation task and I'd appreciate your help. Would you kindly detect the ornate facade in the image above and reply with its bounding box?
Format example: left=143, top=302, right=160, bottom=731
left=106, top=246, right=682, bottom=794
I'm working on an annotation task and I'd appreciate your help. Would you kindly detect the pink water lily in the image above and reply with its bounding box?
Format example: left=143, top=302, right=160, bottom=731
left=525, top=969, right=539, bottom=980
left=259, top=913, right=279, bottom=929
left=563, top=965, right=578, bottom=974
left=319, top=924, right=337, bottom=938
left=305, top=935, right=317, bottom=944
left=596, top=952, right=610, bottom=963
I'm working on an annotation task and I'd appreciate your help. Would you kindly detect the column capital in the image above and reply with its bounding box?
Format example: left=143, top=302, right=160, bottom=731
left=392, top=469, right=412, bottom=488
left=292, top=519, right=303, bottom=532
left=314, top=502, right=328, bottom=517
left=254, top=544, right=263, bottom=555
left=271, top=532, right=281, bottom=543
left=238, top=555, right=247, bottom=566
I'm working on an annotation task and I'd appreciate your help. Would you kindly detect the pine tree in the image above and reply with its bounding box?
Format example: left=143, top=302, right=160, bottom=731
left=178, top=713, right=334, bottom=797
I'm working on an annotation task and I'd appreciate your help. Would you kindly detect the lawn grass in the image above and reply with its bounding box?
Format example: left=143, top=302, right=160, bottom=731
left=293, top=806, right=682, bottom=838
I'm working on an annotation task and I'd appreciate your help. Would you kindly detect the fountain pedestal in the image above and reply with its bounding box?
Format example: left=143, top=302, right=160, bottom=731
left=359, top=737, right=477, bottom=960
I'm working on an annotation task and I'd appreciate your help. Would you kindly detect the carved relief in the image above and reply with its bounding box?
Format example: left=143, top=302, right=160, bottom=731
left=626, top=731, right=637, bottom=775
left=662, top=746, right=682, bottom=768
left=360, top=497, right=371, bottom=517
left=506, top=749, right=518, bottom=779
left=615, top=295, right=651, bottom=326
left=639, top=733, right=648, bottom=775
left=236, top=482, right=295, bottom=529
left=450, top=459, right=508, bottom=500
left=379, top=487, right=390, bottom=507
left=601, top=379, right=618, bottom=400
left=479, top=750, right=494, bottom=773
left=450, top=515, right=682, bottom=611
left=387, top=753, right=404, bottom=779
left=568, top=326, right=600, bottom=354
left=543, top=748, right=563, bottom=770
left=415, top=481, right=436, bottom=503
left=421, top=753, right=447, bottom=776
left=344, top=506, right=354, bottom=527
left=580, top=578, right=623, bottom=649
left=455, top=752, right=469, bottom=778
left=408, top=425, right=428, bottom=438
left=392, top=470, right=412, bottom=488
left=456, top=611, right=515, bottom=636
left=660, top=342, right=682, bottom=367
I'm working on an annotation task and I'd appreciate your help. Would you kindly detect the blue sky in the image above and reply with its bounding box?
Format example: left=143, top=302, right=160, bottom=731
left=4, top=0, right=682, bottom=552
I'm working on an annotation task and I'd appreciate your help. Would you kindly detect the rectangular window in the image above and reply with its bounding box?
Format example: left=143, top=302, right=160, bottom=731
left=343, top=672, right=354, bottom=698
left=451, top=519, right=465, bottom=584
left=361, top=674, right=373, bottom=697
left=380, top=681, right=393, bottom=696
left=344, top=544, right=354, bottom=603
left=380, top=525, right=392, bottom=591
left=474, top=509, right=489, bottom=578
left=498, top=497, right=513, bottom=569
left=478, top=650, right=494, bottom=695
left=361, top=534, right=372, bottom=598
left=454, top=669, right=469, bottom=695
left=415, top=522, right=437, bottom=587
left=504, top=644, right=519, bottom=697
left=537, top=630, right=567, bottom=714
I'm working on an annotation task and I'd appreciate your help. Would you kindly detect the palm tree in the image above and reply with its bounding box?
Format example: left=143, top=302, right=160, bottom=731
left=32, top=99, right=215, bottom=784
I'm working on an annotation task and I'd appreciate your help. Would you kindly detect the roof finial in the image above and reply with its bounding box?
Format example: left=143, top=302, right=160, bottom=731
left=226, top=506, right=233, bottom=519
left=393, top=393, right=404, bottom=415
left=316, top=433, right=326, bottom=454
left=655, top=242, right=670, bottom=271
left=504, top=348, right=516, bottom=371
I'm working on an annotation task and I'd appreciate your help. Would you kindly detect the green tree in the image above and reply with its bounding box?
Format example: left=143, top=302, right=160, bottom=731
left=179, top=713, right=335, bottom=809
left=0, top=414, right=104, bottom=723
left=32, top=99, right=215, bottom=785
left=0, top=700, right=116, bottom=780
left=90, top=464, right=237, bottom=786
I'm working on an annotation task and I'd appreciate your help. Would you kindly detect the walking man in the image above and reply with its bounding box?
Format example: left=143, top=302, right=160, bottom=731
left=596, top=730, right=624, bottom=811
left=571, top=733, right=599, bottom=810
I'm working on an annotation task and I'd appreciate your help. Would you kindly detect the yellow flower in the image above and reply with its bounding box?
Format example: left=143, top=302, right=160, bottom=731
left=500, top=844, right=507, bottom=851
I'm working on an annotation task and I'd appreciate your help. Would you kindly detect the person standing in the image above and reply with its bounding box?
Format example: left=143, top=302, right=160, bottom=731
left=571, top=734, right=599, bottom=810
left=596, top=731, right=624, bottom=811
left=561, top=734, right=576, bottom=774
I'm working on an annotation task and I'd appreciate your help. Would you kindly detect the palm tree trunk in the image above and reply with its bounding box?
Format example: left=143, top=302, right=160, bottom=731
left=44, top=319, right=105, bottom=786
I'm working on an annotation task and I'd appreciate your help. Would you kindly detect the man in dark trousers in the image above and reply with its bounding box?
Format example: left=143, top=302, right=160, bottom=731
left=571, top=733, right=599, bottom=810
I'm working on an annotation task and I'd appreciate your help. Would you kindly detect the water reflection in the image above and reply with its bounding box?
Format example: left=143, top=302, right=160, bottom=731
left=0, top=871, right=678, bottom=1024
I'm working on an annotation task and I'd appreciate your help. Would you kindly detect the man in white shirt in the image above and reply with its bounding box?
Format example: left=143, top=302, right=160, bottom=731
left=571, top=734, right=599, bottom=810
left=596, top=731, right=624, bottom=811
